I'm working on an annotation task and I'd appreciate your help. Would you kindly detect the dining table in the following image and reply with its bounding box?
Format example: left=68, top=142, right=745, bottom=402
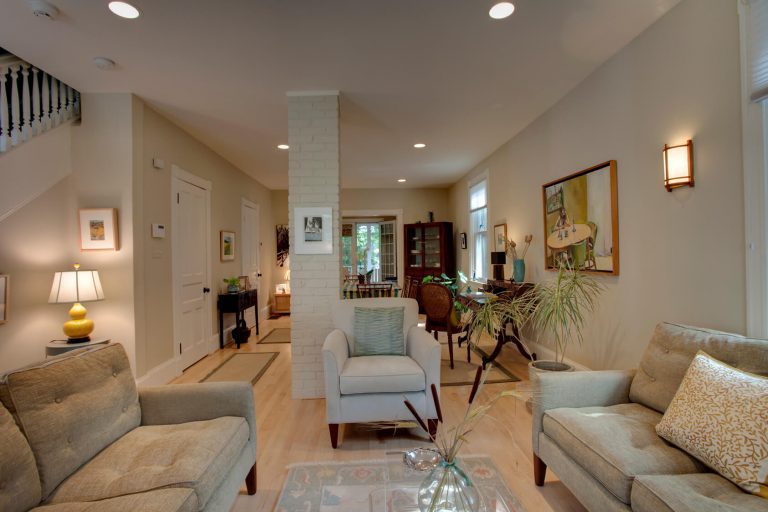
left=341, top=281, right=401, bottom=299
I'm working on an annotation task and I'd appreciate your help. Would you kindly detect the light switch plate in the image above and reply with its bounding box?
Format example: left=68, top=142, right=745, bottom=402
left=152, top=158, right=165, bottom=169
left=151, top=223, right=166, bottom=238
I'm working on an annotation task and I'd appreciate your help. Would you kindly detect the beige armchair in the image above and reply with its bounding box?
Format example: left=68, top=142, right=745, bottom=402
left=322, top=297, right=441, bottom=448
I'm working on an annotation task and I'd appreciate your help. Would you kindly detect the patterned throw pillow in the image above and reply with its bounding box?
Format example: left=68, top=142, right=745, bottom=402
left=655, top=351, right=768, bottom=497
left=352, top=307, right=405, bottom=356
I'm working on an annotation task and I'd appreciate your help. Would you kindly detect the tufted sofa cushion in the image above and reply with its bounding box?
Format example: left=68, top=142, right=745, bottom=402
left=0, top=402, right=41, bottom=512
left=629, top=323, right=768, bottom=413
left=0, top=344, right=141, bottom=500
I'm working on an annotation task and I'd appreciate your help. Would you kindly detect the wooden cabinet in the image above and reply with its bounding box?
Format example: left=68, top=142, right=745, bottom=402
left=273, top=293, right=291, bottom=314
left=404, top=222, right=455, bottom=281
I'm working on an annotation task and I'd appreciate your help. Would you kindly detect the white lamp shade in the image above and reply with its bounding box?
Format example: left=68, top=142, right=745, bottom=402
left=49, top=270, right=105, bottom=304
left=664, top=146, right=689, bottom=183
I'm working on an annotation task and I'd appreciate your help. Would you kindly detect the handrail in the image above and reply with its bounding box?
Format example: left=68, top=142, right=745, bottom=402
left=0, top=54, right=80, bottom=154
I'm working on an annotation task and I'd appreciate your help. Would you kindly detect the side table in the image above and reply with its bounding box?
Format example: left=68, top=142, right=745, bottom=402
left=46, top=338, right=111, bottom=357
left=217, top=289, right=259, bottom=349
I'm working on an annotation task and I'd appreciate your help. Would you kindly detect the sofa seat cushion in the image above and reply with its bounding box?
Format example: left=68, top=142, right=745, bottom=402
left=340, top=355, right=425, bottom=395
left=47, top=416, right=248, bottom=509
left=543, top=403, right=706, bottom=504
left=0, top=403, right=41, bottom=512
left=631, top=474, right=768, bottom=512
left=32, top=488, right=198, bottom=512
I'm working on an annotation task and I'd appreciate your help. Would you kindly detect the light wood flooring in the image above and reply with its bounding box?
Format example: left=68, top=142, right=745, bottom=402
left=172, top=315, right=586, bottom=512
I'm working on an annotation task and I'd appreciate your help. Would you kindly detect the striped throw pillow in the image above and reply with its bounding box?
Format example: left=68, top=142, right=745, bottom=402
left=352, top=307, right=405, bottom=356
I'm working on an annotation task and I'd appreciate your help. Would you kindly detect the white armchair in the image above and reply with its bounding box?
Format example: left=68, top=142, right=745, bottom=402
left=322, top=297, right=441, bottom=448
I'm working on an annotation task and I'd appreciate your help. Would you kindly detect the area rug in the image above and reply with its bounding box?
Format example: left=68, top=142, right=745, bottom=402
left=275, top=455, right=524, bottom=511
left=441, top=345, right=520, bottom=386
left=258, top=327, right=291, bottom=344
left=199, top=352, right=278, bottom=384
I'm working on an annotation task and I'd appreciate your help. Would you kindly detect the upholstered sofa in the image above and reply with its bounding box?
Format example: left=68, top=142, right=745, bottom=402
left=0, top=343, right=257, bottom=512
left=532, top=322, right=768, bottom=512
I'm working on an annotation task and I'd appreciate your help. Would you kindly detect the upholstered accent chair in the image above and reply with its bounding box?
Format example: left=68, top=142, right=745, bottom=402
left=322, top=297, right=441, bottom=448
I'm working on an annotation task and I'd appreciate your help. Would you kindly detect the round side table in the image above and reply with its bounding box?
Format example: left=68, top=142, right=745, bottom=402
left=46, top=338, right=111, bottom=357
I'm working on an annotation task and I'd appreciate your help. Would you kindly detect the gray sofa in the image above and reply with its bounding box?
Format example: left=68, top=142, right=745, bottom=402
left=0, top=343, right=257, bottom=512
left=533, top=322, right=768, bottom=512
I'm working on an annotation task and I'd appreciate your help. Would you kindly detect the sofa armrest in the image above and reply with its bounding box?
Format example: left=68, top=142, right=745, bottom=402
left=532, top=369, right=635, bottom=455
left=139, top=382, right=256, bottom=443
left=322, top=329, right=349, bottom=422
left=407, top=325, right=441, bottom=417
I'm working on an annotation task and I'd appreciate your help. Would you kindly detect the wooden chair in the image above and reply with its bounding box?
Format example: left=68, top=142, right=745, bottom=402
left=420, top=282, right=463, bottom=369
left=402, top=276, right=412, bottom=299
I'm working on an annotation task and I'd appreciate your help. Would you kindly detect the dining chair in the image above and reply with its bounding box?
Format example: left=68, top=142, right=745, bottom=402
left=420, top=282, right=464, bottom=369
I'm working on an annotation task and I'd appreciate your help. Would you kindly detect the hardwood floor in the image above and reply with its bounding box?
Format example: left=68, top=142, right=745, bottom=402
left=172, top=315, right=586, bottom=512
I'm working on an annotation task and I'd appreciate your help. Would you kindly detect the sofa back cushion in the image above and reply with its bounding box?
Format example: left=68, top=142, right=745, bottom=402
left=0, top=343, right=140, bottom=499
left=0, top=402, right=41, bottom=512
left=332, top=298, right=418, bottom=355
left=629, top=322, right=768, bottom=413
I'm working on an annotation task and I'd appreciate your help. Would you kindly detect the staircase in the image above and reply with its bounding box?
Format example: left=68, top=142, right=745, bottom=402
left=0, top=53, right=80, bottom=154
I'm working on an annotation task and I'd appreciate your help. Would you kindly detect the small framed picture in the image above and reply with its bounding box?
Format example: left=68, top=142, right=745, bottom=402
left=238, top=275, right=251, bottom=290
left=493, top=224, right=507, bottom=252
left=0, top=274, right=7, bottom=325
left=220, top=230, right=235, bottom=261
left=79, top=208, right=119, bottom=251
left=460, top=232, right=467, bottom=250
left=294, top=207, right=333, bottom=254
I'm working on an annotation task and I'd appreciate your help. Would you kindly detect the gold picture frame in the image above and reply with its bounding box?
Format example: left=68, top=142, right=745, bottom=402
left=78, top=208, right=119, bottom=251
left=220, top=230, right=235, bottom=261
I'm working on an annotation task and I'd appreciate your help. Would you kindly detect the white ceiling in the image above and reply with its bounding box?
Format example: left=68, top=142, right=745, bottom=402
left=0, top=0, right=680, bottom=189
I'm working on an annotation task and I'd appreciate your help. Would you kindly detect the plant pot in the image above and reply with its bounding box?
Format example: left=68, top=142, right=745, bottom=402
left=513, top=259, right=525, bottom=282
left=528, top=359, right=574, bottom=381
left=227, top=285, right=239, bottom=293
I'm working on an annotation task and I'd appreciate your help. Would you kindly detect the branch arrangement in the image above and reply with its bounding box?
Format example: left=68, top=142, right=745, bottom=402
left=505, top=234, right=533, bottom=261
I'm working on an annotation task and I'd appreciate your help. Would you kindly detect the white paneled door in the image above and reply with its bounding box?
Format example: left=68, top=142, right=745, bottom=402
left=241, top=199, right=260, bottom=327
left=172, top=168, right=211, bottom=369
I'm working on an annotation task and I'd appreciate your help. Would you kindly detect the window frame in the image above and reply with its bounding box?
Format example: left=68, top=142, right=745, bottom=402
left=468, top=171, right=490, bottom=283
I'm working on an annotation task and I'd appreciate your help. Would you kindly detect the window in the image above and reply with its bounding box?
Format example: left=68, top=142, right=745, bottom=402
left=341, top=220, right=397, bottom=282
left=469, top=177, right=488, bottom=281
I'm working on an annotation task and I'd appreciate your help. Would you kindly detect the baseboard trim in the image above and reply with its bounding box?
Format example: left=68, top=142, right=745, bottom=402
left=136, top=356, right=182, bottom=386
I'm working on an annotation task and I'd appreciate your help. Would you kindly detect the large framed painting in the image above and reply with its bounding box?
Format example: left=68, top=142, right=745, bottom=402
left=542, top=160, right=619, bottom=275
left=294, top=207, right=333, bottom=255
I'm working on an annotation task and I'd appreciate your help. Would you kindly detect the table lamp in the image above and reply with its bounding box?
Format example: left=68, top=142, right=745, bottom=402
left=48, top=263, right=104, bottom=342
left=491, top=251, right=506, bottom=281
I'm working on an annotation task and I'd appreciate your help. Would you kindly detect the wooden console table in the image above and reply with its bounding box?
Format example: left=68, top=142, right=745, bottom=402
left=217, top=289, right=259, bottom=349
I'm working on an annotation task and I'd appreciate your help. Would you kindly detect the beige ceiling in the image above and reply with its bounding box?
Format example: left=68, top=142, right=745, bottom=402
left=0, top=0, right=680, bottom=189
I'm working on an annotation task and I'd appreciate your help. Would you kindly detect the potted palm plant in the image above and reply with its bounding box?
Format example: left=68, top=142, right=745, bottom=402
left=528, top=263, right=603, bottom=373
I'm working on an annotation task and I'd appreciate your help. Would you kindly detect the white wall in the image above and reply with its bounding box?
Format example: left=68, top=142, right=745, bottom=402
left=450, top=0, right=744, bottom=370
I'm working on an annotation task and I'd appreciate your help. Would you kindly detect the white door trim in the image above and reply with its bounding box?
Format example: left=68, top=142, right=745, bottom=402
left=171, top=165, right=214, bottom=362
left=342, top=209, right=404, bottom=287
left=241, top=197, right=263, bottom=324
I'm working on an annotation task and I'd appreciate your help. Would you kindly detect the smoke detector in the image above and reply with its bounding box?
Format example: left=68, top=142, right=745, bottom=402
left=93, top=57, right=116, bottom=70
left=27, top=0, right=59, bottom=19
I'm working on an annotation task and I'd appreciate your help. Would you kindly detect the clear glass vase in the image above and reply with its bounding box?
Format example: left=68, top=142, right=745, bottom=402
left=417, top=459, right=483, bottom=512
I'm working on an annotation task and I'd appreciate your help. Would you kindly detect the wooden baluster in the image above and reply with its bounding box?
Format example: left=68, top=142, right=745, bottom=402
left=59, top=79, right=66, bottom=121
left=41, top=72, right=50, bottom=130
left=66, top=85, right=74, bottom=120
left=21, top=63, right=31, bottom=141
left=74, top=90, right=80, bottom=117
left=0, top=67, right=8, bottom=152
left=50, top=76, right=59, bottom=127
left=10, top=64, right=20, bottom=147
left=32, top=67, right=41, bottom=135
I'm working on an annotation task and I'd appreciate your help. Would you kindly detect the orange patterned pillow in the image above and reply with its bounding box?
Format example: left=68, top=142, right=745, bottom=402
left=656, top=351, right=768, bottom=497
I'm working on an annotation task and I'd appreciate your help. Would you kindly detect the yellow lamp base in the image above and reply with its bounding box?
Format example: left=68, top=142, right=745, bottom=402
left=63, top=302, right=95, bottom=343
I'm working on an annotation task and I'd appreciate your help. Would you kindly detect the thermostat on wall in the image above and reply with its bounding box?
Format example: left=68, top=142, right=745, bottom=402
left=151, top=224, right=166, bottom=238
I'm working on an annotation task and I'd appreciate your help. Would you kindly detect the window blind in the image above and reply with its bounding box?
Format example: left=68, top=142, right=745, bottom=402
left=748, top=0, right=768, bottom=102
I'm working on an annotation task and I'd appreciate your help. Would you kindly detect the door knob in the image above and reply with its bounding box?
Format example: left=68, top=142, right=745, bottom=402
left=203, top=287, right=211, bottom=294
left=257, top=273, right=262, bottom=277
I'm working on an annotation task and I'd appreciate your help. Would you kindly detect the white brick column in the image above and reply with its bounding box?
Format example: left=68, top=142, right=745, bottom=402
left=288, top=91, right=341, bottom=399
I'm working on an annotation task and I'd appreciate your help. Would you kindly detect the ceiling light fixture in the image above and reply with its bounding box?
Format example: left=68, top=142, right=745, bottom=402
left=27, top=0, right=59, bottom=19
left=277, top=144, right=289, bottom=150
left=108, top=1, right=140, bottom=19
left=489, top=2, right=515, bottom=19
left=93, top=57, right=117, bottom=70
left=397, top=178, right=407, bottom=183
left=413, top=143, right=426, bottom=149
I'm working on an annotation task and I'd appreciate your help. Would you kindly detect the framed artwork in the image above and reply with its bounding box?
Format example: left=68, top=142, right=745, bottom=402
left=276, top=224, right=289, bottom=267
left=79, top=208, right=119, bottom=251
left=542, top=160, right=619, bottom=275
left=460, top=232, right=467, bottom=250
left=493, top=224, right=507, bottom=252
left=294, top=207, right=333, bottom=255
left=238, top=275, right=251, bottom=290
left=0, top=275, right=7, bottom=325
left=220, top=230, right=235, bottom=261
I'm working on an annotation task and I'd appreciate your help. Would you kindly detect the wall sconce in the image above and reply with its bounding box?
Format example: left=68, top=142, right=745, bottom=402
left=663, top=139, right=694, bottom=191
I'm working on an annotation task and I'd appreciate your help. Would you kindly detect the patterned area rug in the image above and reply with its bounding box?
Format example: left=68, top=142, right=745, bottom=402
left=199, top=352, right=278, bottom=384
left=258, top=327, right=291, bottom=344
left=275, top=455, right=524, bottom=511
left=441, top=344, right=520, bottom=386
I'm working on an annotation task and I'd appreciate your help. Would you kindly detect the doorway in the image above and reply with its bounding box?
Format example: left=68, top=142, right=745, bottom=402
left=171, top=166, right=212, bottom=369
left=241, top=198, right=261, bottom=327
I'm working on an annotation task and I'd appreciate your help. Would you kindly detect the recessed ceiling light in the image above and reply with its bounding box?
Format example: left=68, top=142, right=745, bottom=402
left=489, top=2, right=515, bottom=19
left=108, top=1, right=140, bottom=19
left=397, top=179, right=407, bottom=183
left=277, top=144, right=289, bottom=150
left=413, top=143, right=426, bottom=149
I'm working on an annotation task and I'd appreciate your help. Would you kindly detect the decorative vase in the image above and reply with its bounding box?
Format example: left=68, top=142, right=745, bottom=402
left=513, top=259, right=525, bottom=282
left=227, top=284, right=239, bottom=293
left=418, top=459, right=483, bottom=512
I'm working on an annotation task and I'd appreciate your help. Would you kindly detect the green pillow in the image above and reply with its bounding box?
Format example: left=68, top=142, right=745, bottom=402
left=353, top=307, right=405, bottom=356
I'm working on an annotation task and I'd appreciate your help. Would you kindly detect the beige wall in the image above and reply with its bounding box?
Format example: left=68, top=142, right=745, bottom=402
left=450, top=0, right=744, bottom=370
left=136, top=102, right=274, bottom=376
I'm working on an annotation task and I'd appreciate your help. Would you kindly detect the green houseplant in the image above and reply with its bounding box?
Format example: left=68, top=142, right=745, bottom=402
left=528, top=263, right=603, bottom=372
left=223, top=277, right=240, bottom=293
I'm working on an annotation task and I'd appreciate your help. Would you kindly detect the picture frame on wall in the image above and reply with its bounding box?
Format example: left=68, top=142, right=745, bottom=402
left=220, top=230, right=235, bottom=261
left=0, top=274, right=7, bottom=325
left=493, top=224, right=507, bottom=252
left=78, top=208, right=119, bottom=251
left=542, top=160, right=619, bottom=275
left=460, top=232, right=467, bottom=250
left=276, top=224, right=289, bottom=267
left=294, top=207, right=333, bottom=255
